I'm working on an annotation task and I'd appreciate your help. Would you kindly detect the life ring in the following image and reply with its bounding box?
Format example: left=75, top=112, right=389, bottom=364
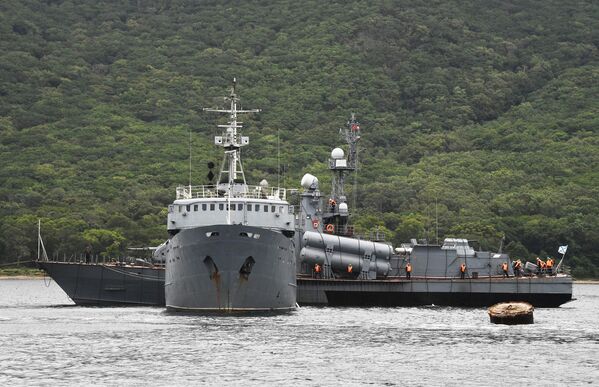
left=325, top=224, right=335, bottom=233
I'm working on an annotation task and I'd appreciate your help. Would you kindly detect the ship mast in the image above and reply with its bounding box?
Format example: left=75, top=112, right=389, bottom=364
left=331, top=113, right=360, bottom=199
left=323, top=113, right=361, bottom=236
left=203, top=78, right=260, bottom=196
left=343, top=113, right=361, bottom=170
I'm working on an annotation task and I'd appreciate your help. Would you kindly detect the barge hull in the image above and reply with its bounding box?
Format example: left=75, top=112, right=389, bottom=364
left=297, top=277, right=573, bottom=308
left=36, top=261, right=165, bottom=306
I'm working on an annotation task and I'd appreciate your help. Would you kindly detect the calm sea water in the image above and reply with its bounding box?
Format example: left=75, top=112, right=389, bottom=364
left=0, top=280, right=597, bottom=386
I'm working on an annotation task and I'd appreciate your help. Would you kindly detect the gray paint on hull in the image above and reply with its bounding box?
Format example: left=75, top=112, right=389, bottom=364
left=297, top=275, right=573, bottom=307
left=165, top=224, right=296, bottom=311
left=36, top=261, right=165, bottom=306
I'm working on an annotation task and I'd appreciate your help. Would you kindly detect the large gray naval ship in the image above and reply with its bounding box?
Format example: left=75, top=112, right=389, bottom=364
left=33, top=113, right=572, bottom=308
left=163, top=80, right=297, bottom=312
left=295, top=115, right=573, bottom=307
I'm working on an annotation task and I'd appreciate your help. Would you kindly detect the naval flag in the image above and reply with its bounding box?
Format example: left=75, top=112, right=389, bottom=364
left=558, top=245, right=568, bottom=254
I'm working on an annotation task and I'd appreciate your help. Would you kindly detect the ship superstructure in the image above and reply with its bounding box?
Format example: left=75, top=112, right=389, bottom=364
left=164, top=80, right=296, bottom=312
left=297, top=114, right=393, bottom=280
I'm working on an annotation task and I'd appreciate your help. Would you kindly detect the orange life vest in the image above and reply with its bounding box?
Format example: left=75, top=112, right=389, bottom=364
left=502, top=262, right=508, bottom=271
left=460, top=264, right=466, bottom=273
left=546, top=259, right=553, bottom=268
left=314, top=264, right=321, bottom=273
left=347, top=264, right=353, bottom=273
left=406, top=263, right=412, bottom=273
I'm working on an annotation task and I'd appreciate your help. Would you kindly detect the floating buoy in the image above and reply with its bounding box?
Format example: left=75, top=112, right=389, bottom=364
left=488, top=302, right=534, bottom=325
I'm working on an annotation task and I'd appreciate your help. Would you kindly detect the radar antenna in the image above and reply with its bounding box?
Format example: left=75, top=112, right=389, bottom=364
left=342, top=113, right=361, bottom=212
left=323, top=114, right=361, bottom=237
left=203, top=78, right=260, bottom=196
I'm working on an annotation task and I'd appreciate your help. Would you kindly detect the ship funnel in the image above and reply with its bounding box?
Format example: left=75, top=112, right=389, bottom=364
left=301, top=174, right=319, bottom=190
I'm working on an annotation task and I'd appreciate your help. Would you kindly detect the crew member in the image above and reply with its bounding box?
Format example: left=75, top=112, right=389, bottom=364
left=347, top=264, right=353, bottom=274
left=536, top=257, right=544, bottom=275
left=328, top=198, right=336, bottom=212
left=314, top=263, right=321, bottom=278
left=406, top=262, right=412, bottom=279
left=546, top=257, right=554, bottom=275
left=460, top=263, right=466, bottom=279
left=502, top=262, right=509, bottom=278
left=513, top=259, right=522, bottom=277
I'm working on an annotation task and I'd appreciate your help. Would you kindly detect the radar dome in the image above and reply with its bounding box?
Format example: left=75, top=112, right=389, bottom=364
left=259, top=179, right=269, bottom=188
left=338, top=202, right=349, bottom=216
left=300, top=174, right=319, bottom=190
left=331, top=147, right=345, bottom=160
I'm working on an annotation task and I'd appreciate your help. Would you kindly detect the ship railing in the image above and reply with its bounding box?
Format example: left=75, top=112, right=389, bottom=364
left=45, top=252, right=164, bottom=267
left=368, top=228, right=386, bottom=242
left=176, top=185, right=288, bottom=201
left=335, top=224, right=355, bottom=237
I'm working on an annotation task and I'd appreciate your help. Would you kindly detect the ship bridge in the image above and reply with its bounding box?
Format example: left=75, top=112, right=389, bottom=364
left=167, top=184, right=294, bottom=233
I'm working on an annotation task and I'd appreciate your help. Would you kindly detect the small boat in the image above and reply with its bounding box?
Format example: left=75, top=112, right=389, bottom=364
left=488, top=302, right=534, bottom=324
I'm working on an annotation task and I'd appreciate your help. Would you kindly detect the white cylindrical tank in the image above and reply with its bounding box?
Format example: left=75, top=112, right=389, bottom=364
left=303, top=231, right=393, bottom=259
left=331, top=147, right=345, bottom=160
left=338, top=202, right=349, bottom=216
left=300, top=173, right=319, bottom=190
left=300, top=247, right=390, bottom=277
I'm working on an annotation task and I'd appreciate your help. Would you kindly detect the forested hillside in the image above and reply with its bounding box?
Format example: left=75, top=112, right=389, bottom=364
left=1, top=0, right=598, bottom=276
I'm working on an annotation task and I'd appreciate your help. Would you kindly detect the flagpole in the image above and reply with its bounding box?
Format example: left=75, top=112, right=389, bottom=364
left=37, top=219, right=41, bottom=261
left=555, top=245, right=568, bottom=273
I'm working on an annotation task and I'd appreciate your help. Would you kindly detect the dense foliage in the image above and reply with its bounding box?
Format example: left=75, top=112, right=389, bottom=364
left=1, top=0, right=598, bottom=277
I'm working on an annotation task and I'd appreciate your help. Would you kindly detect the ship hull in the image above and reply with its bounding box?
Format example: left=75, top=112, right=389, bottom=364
left=165, top=224, right=296, bottom=312
left=297, top=276, right=573, bottom=308
left=35, top=261, right=165, bottom=306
